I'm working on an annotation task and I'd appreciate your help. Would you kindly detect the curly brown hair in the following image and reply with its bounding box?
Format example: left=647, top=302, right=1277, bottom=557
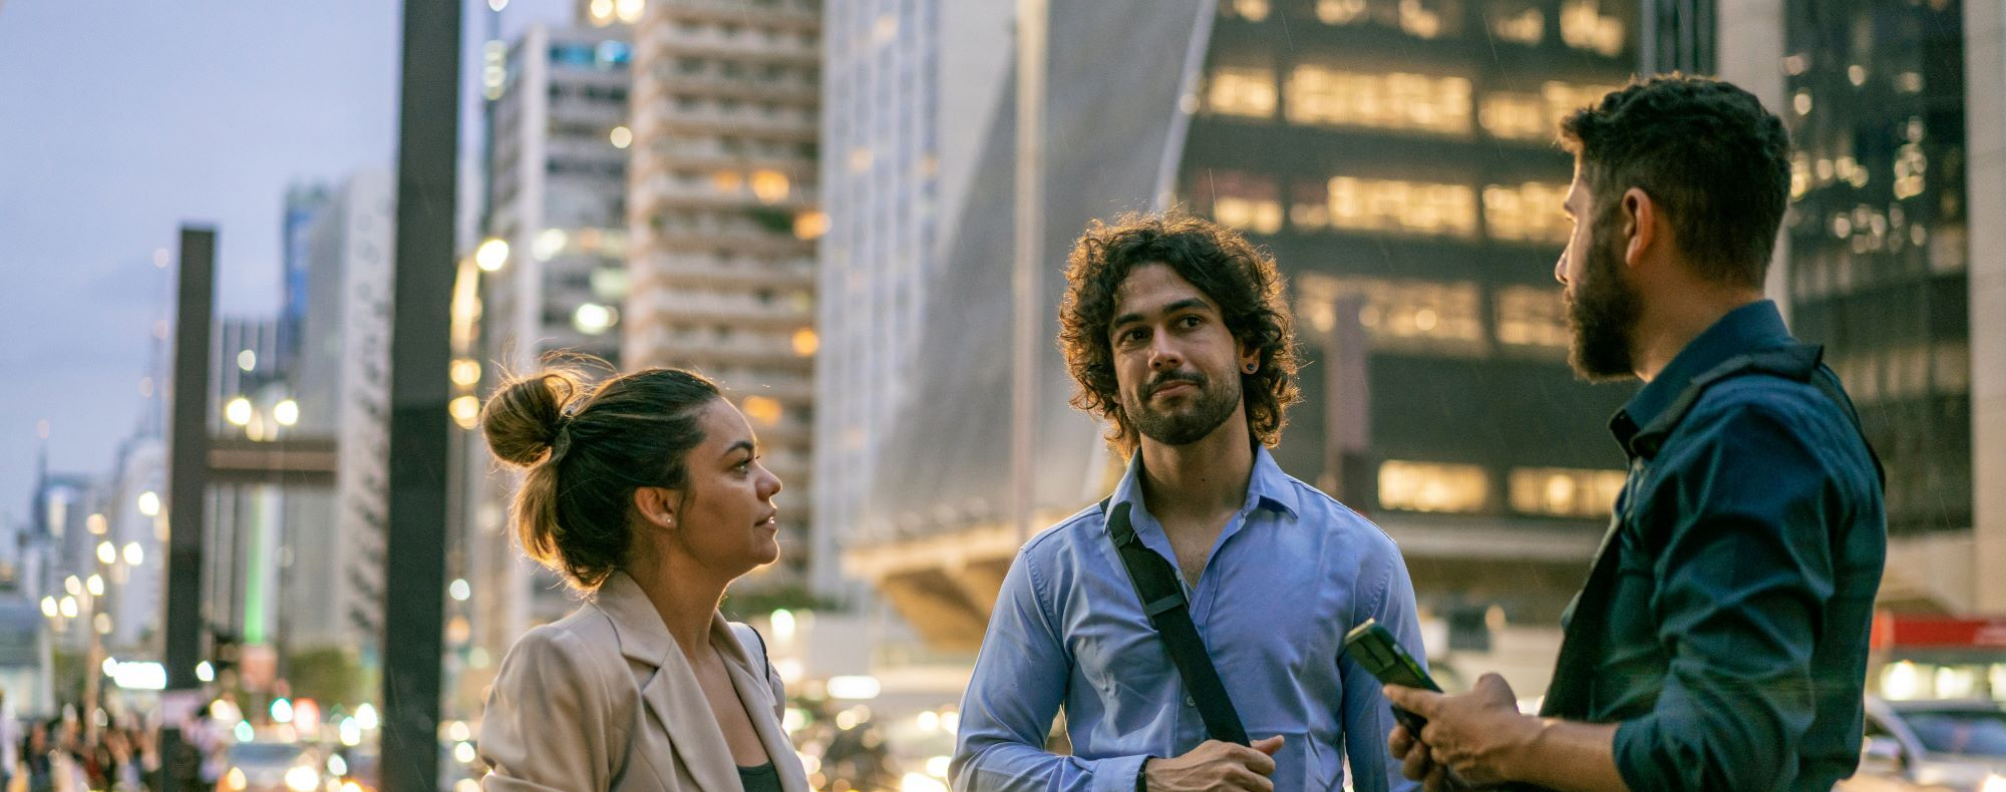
left=1058, top=212, right=1301, bottom=452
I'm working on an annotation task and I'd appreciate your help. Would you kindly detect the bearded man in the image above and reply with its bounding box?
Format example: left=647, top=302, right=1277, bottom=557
left=951, top=213, right=1425, bottom=792
left=1384, top=75, right=1887, bottom=792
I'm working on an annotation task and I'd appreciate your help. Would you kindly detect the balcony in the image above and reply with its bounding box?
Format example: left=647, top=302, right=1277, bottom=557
left=645, top=25, right=819, bottom=66
left=636, top=254, right=815, bottom=290
left=653, top=0, right=820, bottom=32
left=634, top=290, right=813, bottom=330
left=636, top=173, right=816, bottom=211
left=634, top=328, right=814, bottom=369
left=634, top=102, right=818, bottom=141
left=642, top=71, right=819, bottom=106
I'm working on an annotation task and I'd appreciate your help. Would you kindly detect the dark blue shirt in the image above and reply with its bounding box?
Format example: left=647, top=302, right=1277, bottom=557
left=1550, top=301, right=1886, bottom=792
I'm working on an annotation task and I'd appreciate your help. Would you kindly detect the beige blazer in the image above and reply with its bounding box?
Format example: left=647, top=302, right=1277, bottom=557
left=479, top=572, right=809, bottom=792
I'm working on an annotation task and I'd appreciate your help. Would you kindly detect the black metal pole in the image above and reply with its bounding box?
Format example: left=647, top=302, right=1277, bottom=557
left=160, top=225, right=216, bottom=792
left=380, top=0, right=460, bottom=790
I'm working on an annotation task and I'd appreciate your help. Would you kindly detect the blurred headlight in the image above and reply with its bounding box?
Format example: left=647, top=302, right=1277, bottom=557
left=286, top=765, right=320, bottom=792
left=1981, top=774, right=2006, bottom=792
left=226, top=768, right=247, bottom=792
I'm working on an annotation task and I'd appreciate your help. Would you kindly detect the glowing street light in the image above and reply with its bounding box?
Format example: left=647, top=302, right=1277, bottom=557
left=273, top=399, right=300, bottom=427
left=40, top=597, right=58, bottom=618
left=87, top=574, right=104, bottom=596
left=476, top=238, right=510, bottom=272
left=137, top=491, right=161, bottom=517
left=124, top=542, right=144, bottom=566
left=225, top=397, right=254, bottom=426
left=98, top=542, right=117, bottom=565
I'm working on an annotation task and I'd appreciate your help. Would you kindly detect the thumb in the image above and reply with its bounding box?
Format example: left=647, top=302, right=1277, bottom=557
left=1476, top=672, right=1516, bottom=704
left=1383, top=684, right=1441, bottom=717
left=1251, top=735, right=1285, bottom=755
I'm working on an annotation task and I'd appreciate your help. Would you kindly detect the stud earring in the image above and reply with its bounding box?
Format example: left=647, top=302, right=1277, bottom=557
left=1245, top=362, right=1258, bottom=373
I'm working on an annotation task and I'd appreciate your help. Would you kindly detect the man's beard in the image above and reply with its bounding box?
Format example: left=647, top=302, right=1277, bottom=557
left=1566, top=219, right=1641, bottom=382
left=1126, top=369, right=1243, bottom=446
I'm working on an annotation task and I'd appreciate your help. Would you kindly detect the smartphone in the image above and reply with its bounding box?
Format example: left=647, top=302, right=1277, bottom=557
left=1343, top=618, right=1440, bottom=734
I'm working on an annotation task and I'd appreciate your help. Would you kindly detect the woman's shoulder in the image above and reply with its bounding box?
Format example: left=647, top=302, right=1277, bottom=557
left=492, top=602, right=633, bottom=705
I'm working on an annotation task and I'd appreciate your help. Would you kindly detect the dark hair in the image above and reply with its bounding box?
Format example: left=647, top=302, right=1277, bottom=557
left=481, top=360, right=721, bottom=591
left=1058, top=212, right=1301, bottom=451
left=1559, top=74, right=1792, bottom=288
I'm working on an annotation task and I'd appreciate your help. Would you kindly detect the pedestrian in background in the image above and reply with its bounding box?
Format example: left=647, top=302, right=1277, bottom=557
left=1384, top=75, right=1886, bottom=792
left=477, top=362, right=805, bottom=792
left=952, top=214, right=1427, bottom=792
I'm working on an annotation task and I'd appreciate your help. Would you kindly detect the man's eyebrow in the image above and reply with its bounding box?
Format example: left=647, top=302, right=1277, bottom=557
left=1112, top=298, right=1213, bottom=329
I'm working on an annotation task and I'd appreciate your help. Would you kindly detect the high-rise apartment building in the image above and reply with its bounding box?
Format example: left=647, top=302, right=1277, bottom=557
left=625, top=0, right=823, bottom=591
left=460, top=20, right=639, bottom=688
left=294, top=169, right=396, bottom=654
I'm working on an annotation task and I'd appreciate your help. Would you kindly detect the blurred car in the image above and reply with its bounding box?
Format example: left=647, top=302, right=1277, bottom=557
left=222, top=741, right=326, bottom=792
left=1837, top=697, right=2006, bottom=792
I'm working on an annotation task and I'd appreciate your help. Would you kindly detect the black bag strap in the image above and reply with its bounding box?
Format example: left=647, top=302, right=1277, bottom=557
left=1100, top=497, right=1250, bottom=745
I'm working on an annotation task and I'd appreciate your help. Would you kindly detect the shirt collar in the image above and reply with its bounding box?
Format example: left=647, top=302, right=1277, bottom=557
left=1610, top=299, right=1794, bottom=453
left=1108, top=443, right=1301, bottom=524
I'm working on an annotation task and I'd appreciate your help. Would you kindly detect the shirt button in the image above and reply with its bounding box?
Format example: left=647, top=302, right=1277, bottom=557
left=1184, top=695, right=1196, bottom=707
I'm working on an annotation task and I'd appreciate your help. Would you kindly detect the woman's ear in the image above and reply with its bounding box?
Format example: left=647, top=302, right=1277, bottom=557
left=632, top=486, right=679, bottom=530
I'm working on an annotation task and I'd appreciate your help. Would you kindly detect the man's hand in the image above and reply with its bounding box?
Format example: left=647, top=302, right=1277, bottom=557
left=1144, top=736, right=1284, bottom=792
left=1389, top=722, right=1466, bottom=792
left=1385, top=674, right=1541, bottom=788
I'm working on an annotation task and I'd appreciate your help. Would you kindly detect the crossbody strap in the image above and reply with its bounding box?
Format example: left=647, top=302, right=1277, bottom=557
left=1101, top=498, right=1249, bottom=745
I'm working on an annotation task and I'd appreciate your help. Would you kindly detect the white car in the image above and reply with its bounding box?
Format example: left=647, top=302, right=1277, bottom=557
left=1837, top=697, right=2006, bottom=792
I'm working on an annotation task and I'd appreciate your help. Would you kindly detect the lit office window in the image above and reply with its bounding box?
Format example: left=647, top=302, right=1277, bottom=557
left=1495, top=286, right=1569, bottom=351
left=1559, top=0, right=1625, bottom=56
left=1206, top=66, right=1279, bottom=119
left=1484, top=181, right=1572, bottom=244
left=1286, top=67, right=1473, bottom=136
left=1509, top=468, right=1626, bottom=517
left=1397, top=0, right=1458, bottom=39
left=1299, top=275, right=1485, bottom=352
left=1380, top=461, right=1490, bottom=513
left=1326, top=176, right=1478, bottom=238
left=1934, top=342, right=1970, bottom=394
left=1490, top=1, right=1544, bottom=44
left=1224, top=0, right=1271, bottom=21
left=1196, top=170, right=1284, bottom=235
left=1479, top=82, right=1619, bottom=142
left=1315, top=0, right=1369, bottom=24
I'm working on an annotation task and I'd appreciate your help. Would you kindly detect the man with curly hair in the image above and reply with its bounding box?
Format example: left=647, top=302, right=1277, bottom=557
left=951, top=213, right=1425, bottom=792
left=1383, top=76, right=1886, bottom=792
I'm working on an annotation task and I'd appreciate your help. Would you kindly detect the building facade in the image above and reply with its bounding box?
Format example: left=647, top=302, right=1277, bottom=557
left=625, top=0, right=823, bottom=592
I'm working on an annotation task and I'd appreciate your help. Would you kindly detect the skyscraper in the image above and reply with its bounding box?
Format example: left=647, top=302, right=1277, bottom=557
left=1760, top=0, right=2006, bottom=617
left=624, top=0, right=823, bottom=592
left=814, top=0, right=1014, bottom=597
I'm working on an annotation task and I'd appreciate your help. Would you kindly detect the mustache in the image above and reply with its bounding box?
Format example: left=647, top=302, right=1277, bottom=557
left=1146, top=370, right=1206, bottom=396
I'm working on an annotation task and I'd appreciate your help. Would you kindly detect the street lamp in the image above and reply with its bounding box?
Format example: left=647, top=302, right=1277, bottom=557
left=273, top=398, right=300, bottom=427
left=225, top=397, right=253, bottom=427
left=123, top=542, right=144, bottom=566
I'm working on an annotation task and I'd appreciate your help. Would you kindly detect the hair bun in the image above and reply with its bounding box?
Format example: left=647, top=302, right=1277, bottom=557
left=481, top=369, right=587, bottom=468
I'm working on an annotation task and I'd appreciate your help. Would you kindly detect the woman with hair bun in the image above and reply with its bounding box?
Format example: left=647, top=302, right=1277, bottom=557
left=475, top=362, right=804, bottom=792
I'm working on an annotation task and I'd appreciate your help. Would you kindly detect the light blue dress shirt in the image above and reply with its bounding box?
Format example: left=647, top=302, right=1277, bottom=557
left=951, top=447, right=1425, bottom=792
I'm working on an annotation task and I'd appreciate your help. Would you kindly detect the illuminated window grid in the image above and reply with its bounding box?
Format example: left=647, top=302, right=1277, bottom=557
left=1325, top=176, right=1478, bottom=239
left=1201, top=170, right=1284, bottom=235
left=1285, top=66, right=1473, bottom=136
left=1494, top=285, right=1569, bottom=351
left=1509, top=467, right=1626, bottom=518
left=1484, top=181, right=1572, bottom=244
left=1379, top=460, right=1490, bottom=514
left=1206, top=66, right=1279, bottom=119
left=1298, top=274, right=1486, bottom=353
left=1479, top=82, right=1621, bottom=142
left=1559, top=0, right=1625, bottom=57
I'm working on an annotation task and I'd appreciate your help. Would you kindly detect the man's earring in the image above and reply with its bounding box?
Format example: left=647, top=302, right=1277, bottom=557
left=1245, top=362, right=1258, bottom=374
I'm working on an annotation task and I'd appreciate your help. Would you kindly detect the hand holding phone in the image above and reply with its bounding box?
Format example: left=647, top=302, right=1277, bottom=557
left=1342, top=618, right=1439, bottom=734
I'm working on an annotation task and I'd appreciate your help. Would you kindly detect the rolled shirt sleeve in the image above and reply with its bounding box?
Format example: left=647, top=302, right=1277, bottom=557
left=1612, top=405, right=1835, bottom=792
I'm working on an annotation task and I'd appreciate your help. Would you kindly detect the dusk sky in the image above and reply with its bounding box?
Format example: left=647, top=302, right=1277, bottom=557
left=0, top=1, right=568, bottom=528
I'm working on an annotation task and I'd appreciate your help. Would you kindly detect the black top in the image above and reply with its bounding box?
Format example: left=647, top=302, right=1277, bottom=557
left=1542, top=301, right=1887, bottom=792
left=736, top=762, right=782, bottom=792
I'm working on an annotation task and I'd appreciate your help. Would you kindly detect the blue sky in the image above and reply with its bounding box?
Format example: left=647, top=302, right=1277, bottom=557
left=0, top=0, right=568, bottom=527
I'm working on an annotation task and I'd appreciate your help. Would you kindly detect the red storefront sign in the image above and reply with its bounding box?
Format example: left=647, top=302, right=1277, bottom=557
left=1871, top=613, right=2006, bottom=650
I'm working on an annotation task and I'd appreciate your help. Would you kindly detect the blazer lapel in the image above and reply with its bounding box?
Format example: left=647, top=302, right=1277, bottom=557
left=593, top=574, right=740, bottom=792
left=716, top=620, right=809, bottom=792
